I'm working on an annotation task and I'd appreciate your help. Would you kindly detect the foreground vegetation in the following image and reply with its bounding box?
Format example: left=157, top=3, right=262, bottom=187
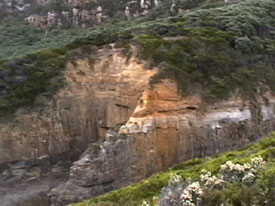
left=73, top=132, right=275, bottom=206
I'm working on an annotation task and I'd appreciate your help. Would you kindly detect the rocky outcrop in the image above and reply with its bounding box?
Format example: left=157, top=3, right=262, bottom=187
left=0, top=47, right=157, bottom=205
left=49, top=79, right=275, bottom=205
left=1, top=45, right=275, bottom=206
left=0, top=48, right=156, bottom=182
left=0, top=171, right=68, bottom=206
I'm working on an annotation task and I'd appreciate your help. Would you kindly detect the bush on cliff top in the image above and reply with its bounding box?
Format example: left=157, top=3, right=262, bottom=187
left=2, top=0, right=275, bottom=116
left=0, top=48, right=67, bottom=117
left=135, top=0, right=275, bottom=100
left=0, top=20, right=90, bottom=61
left=73, top=132, right=275, bottom=206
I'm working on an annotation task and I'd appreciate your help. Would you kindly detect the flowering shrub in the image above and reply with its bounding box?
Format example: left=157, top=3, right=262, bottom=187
left=220, top=156, right=266, bottom=184
left=199, top=169, right=225, bottom=189
left=140, top=201, right=150, bottom=206
left=139, top=197, right=160, bottom=206
left=158, top=156, right=266, bottom=206
left=180, top=181, right=203, bottom=206
left=169, top=173, right=183, bottom=186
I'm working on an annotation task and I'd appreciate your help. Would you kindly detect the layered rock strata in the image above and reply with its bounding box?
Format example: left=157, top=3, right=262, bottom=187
left=49, top=80, right=275, bottom=205
left=0, top=48, right=156, bottom=181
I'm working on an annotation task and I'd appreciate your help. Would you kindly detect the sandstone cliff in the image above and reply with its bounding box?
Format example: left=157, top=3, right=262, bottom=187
left=47, top=50, right=275, bottom=206
left=1, top=47, right=275, bottom=206
left=0, top=47, right=156, bottom=185
left=1, top=1, right=275, bottom=205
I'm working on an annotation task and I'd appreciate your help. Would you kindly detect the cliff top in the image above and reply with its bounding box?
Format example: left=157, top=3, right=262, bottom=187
left=1, top=0, right=275, bottom=118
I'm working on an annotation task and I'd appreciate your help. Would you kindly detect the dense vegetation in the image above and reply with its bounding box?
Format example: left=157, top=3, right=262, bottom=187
left=0, top=48, right=67, bottom=117
left=135, top=0, right=275, bottom=100
left=73, top=132, right=275, bottom=206
left=0, top=20, right=90, bottom=60
left=1, top=0, right=275, bottom=204
left=1, top=0, right=275, bottom=116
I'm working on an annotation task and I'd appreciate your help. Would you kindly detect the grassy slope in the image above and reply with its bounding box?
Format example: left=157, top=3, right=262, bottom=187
left=73, top=132, right=275, bottom=206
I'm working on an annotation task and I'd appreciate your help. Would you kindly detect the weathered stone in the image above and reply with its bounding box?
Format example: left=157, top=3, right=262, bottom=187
left=49, top=80, right=275, bottom=205
left=1, top=45, right=275, bottom=206
left=0, top=47, right=156, bottom=205
left=0, top=48, right=155, bottom=175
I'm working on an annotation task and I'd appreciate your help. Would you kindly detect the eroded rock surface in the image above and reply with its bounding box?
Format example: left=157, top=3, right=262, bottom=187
left=0, top=48, right=156, bottom=205
left=49, top=81, right=275, bottom=205
left=1, top=45, right=275, bottom=206
left=0, top=171, right=68, bottom=206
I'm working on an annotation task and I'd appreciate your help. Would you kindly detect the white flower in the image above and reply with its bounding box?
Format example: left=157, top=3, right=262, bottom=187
left=140, top=200, right=150, bottom=206
left=220, top=156, right=266, bottom=183
left=180, top=181, right=203, bottom=206
left=251, top=156, right=266, bottom=168
left=169, top=173, right=183, bottom=185
left=152, top=196, right=158, bottom=201
left=243, top=163, right=252, bottom=170
left=242, top=172, right=256, bottom=183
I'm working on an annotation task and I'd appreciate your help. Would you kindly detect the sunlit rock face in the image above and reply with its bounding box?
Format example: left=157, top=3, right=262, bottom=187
left=1, top=37, right=275, bottom=206
left=49, top=76, right=275, bottom=205
left=0, top=47, right=156, bottom=181
left=1, top=45, right=275, bottom=206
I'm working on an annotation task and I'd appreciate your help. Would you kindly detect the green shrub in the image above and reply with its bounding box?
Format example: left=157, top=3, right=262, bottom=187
left=73, top=133, right=275, bottom=206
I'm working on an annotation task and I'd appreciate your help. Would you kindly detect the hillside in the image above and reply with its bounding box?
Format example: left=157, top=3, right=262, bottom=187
left=1, top=0, right=275, bottom=117
left=1, top=0, right=275, bottom=206
left=73, top=132, right=275, bottom=206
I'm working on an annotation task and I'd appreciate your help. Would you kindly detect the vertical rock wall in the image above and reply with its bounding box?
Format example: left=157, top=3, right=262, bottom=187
left=49, top=81, right=275, bottom=206
left=0, top=48, right=156, bottom=179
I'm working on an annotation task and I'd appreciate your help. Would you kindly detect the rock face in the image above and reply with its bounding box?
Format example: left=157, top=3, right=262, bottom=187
left=0, top=171, right=69, bottom=206
left=49, top=78, right=275, bottom=205
left=2, top=46, right=275, bottom=206
left=0, top=48, right=156, bottom=181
